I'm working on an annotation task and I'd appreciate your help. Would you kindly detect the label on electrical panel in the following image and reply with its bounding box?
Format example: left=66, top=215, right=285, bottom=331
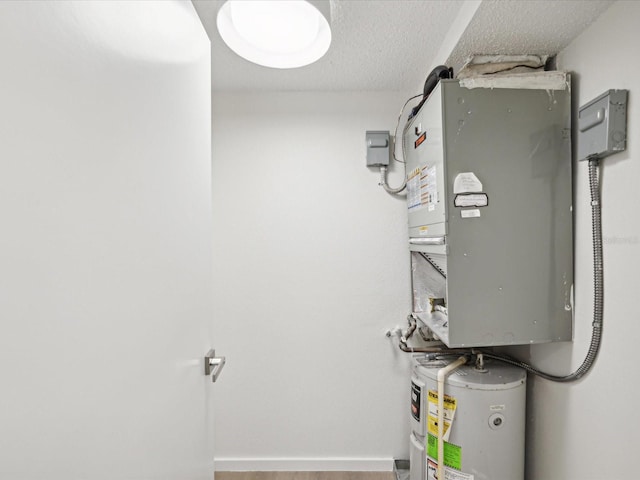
left=427, top=390, right=457, bottom=441
left=407, top=164, right=438, bottom=212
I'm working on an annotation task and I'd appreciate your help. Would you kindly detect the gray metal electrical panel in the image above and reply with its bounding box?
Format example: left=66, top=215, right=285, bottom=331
left=578, top=89, right=628, bottom=161
left=365, top=130, right=391, bottom=167
left=404, top=79, right=573, bottom=347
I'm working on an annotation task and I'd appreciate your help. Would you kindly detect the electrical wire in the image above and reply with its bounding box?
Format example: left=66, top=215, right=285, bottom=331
left=379, top=165, right=407, bottom=194
left=378, top=93, right=423, bottom=196
left=392, top=93, right=422, bottom=164
left=483, top=158, right=604, bottom=382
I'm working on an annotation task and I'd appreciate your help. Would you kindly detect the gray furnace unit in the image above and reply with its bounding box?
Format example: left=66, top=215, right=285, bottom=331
left=404, top=78, right=573, bottom=347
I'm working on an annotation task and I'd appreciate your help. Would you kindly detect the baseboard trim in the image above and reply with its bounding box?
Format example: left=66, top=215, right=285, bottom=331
left=215, top=457, right=394, bottom=472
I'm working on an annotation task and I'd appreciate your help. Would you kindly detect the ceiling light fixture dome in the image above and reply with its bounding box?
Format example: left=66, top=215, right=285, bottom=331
left=216, top=0, right=331, bottom=69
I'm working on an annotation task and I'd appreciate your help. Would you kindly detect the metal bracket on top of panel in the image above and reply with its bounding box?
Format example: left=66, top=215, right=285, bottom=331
left=578, top=89, right=629, bottom=161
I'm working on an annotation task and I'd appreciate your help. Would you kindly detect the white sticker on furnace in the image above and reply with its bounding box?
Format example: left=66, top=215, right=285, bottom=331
left=454, top=194, right=488, bottom=208
left=453, top=172, right=483, bottom=194
left=461, top=209, right=481, bottom=218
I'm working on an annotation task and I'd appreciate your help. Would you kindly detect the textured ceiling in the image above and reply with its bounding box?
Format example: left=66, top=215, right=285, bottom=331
left=192, top=0, right=614, bottom=93
left=446, top=0, right=615, bottom=73
left=192, top=0, right=465, bottom=92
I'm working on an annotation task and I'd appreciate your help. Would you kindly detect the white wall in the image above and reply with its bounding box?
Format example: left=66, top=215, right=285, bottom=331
left=0, top=2, right=215, bottom=478
left=211, top=92, right=414, bottom=471
left=508, top=2, right=640, bottom=479
left=210, top=4, right=640, bottom=474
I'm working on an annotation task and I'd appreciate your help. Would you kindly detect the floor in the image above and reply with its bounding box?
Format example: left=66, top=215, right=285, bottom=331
left=216, top=472, right=396, bottom=480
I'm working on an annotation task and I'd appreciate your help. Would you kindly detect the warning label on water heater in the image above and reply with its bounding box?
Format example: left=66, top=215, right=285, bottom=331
left=427, top=434, right=462, bottom=469
left=426, top=459, right=474, bottom=480
left=427, top=390, right=457, bottom=441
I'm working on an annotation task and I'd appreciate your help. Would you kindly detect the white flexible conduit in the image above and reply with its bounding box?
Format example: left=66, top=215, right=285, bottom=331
left=379, top=165, right=406, bottom=194
left=436, top=356, right=467, bottom=480
left=483, top=158, right=604, bottom=382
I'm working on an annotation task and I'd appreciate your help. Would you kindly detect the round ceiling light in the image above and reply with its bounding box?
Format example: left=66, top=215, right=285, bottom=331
left=216, top=0, right=331, bottom=69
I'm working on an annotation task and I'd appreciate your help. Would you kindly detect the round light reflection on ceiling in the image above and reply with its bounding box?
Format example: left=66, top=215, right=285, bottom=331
left=216, top=0, right=331, bottom=69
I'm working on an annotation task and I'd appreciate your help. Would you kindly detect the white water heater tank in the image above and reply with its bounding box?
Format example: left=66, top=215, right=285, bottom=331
left=410, top=356, right=526, bottom=480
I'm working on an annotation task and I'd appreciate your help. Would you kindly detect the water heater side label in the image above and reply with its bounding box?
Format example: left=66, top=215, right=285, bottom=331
left=427, top=458, right=475, bottom=480
left=411, top=381, right=421, bottom=421
left=427, top=434, right=462, bottom=469
left=427, top=390, right=457, bottom=441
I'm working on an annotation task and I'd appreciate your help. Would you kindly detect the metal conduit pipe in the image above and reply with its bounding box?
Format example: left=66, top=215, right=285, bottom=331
left=483, top=158, right=604, bottom=382
left=398, top=341, right=446, bottom=353
left=379, top=165, right=406, bottom=194
left=397, top=342, right=471, bottom=355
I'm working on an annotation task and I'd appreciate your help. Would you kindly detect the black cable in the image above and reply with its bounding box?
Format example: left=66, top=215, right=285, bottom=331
left=392, top=94, right=422, bottom=164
